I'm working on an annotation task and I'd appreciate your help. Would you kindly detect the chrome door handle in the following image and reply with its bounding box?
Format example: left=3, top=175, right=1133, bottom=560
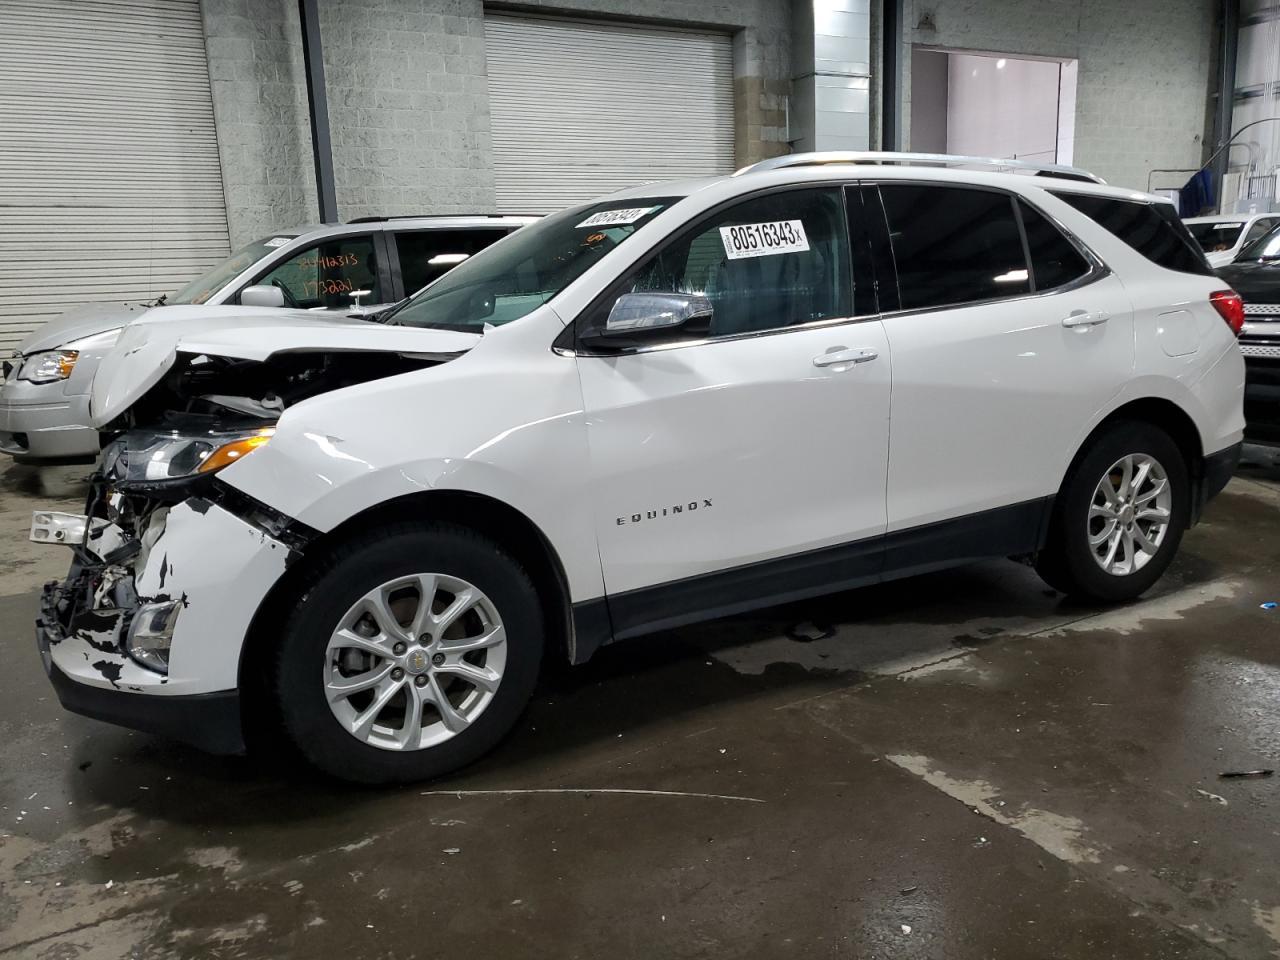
left=1062, top=309, right=1110, bottom=328
left=813, top=347, right=879, bottom=367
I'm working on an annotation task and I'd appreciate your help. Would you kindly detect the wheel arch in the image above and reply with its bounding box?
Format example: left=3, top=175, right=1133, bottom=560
left=1062, top=396, right=1206, bottom=522
left=237, top=489, right=577, bottom=709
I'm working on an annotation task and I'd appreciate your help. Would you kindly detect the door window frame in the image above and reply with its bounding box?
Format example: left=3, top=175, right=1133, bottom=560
left=863, top=180, right=1110, bottom=321
left=385, top=226, right=516, bottom=301
left=1243, top=218, right=1277, bottom=248
left=233, top=230, right=394, bottom=308
left=560, top=182, right=881, bottom=357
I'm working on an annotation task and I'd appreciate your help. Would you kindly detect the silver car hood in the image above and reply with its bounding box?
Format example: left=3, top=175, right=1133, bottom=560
left=16, top=301, right=153, bottom=354
left=89, top=309, right=481, bottom=427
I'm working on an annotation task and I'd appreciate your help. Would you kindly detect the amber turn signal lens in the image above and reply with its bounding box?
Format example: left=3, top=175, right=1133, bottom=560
left=197, top=429, right=275, bottom=474
left=56, top=351, right=79, bottom=379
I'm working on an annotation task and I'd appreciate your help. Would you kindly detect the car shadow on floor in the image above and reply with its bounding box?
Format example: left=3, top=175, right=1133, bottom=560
left=55, top=558, right=1135, bottom=828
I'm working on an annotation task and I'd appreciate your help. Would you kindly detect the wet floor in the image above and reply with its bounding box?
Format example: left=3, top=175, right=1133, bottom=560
left=1, top=450, right=1278, bottom=959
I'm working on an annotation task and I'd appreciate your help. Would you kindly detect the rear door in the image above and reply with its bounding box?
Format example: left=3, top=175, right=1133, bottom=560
left=868, top=182, right=1134, bottom=548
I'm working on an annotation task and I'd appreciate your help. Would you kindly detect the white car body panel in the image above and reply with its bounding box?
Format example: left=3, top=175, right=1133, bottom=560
left=577, top=319, right=891, bottom=594
left=881, top=272, right=1136, bottom=531
left=223, top=307, right=608, bottom=603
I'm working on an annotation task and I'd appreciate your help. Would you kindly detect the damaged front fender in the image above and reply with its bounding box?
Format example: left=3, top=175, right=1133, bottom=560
left=39, top=500, right=291, bottom=695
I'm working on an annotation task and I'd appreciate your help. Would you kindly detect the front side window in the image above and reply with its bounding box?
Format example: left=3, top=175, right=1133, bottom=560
left=169, top=235, right=297, bottom=305
left=880, top=184, right=1030, bottom=311
left=1018, top=199, right=1092, bottom=290
left=395, top=229, right=511, bottom=296
left=250, top=235, right=381, bottom=309
left=387, top=199, right=674, bottom=331
left=1052, top=192, right=1212, bottom=276
left=594, top=188, right=851, bottom=339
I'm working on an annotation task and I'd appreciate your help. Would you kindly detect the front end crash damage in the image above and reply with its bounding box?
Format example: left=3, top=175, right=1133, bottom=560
left=36, top=340, right=467, bottom=751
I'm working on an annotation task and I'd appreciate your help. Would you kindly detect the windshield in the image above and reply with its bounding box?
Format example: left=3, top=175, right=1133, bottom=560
left=386, top=199, right=675, bottom=330
left=169, top=235, right=298, bottom=305
left=1238, top=223, right=1280, bottom=261
left=1186, top=220, right=1244, bottom=252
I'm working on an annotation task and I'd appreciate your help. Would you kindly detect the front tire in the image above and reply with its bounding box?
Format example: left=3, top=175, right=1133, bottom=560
left=1036, top=421, right=1190, bottom=603
left=272, top=522, right=544, bottom=784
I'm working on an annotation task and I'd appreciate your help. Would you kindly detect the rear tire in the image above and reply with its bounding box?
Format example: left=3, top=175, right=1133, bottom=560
left=272, top=522, right=543, bottom=784
left=1036, top=421, right=1190, bottom=603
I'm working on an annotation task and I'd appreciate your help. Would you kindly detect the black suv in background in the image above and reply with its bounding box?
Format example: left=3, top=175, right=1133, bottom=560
left=1218, top=226, right=1280, bottom=446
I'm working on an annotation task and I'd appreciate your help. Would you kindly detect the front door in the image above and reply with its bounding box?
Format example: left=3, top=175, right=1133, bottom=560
left=572, top=186, right=892, bottom=637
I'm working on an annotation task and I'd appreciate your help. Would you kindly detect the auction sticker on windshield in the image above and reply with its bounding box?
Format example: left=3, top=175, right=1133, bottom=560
left=576, top=207, right=659, bottom=229
left=264, top=237, right=292, bottom=248
left=720, top=221, right=809, bottom=260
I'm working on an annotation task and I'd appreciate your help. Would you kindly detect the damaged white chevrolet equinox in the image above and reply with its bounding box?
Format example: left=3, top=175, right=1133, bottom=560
left=33, top=153, right=1246, bottom=783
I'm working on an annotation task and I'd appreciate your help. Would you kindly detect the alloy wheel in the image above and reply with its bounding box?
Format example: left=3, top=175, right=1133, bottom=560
left=324, top=573, right=507, bottom=751
left=1087, top=453, right=1173, bottom=577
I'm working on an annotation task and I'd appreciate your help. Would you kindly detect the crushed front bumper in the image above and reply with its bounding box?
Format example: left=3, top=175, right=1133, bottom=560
left=35, top=496, right=296, bottom=754
left=37, top=599, right=245, bottom=754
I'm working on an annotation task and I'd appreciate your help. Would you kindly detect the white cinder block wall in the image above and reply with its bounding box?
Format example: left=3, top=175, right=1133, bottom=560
left=901, top=0, right=1216, bottom=191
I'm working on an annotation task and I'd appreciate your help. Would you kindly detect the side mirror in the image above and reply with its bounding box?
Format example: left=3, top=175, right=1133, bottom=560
left=602, top=292, right=713, bottom=337
left=240, top=284, right=286, bottom=308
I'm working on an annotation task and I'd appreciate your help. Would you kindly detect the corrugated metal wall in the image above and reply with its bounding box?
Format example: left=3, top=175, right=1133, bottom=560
left=484, top=15, right=735, bottom=215
left=0, top=0, right=230, bottom=354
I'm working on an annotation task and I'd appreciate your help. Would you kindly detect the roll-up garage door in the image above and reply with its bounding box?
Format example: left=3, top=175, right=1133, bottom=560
left=484, top=15, right=735, bottom=215
left=0, top=0, right=230, bottom=354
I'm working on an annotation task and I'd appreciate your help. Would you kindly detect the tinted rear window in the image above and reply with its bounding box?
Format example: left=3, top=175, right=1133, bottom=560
left=880, top=184, right=1030, bottom=311
left=1052, top=192, right=1212, bottom=275
left=1018, top=200, right=1092, bottom=290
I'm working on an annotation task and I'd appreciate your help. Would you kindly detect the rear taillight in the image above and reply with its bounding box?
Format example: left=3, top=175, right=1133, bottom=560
left=1210, top=290, right=1245, bottom=337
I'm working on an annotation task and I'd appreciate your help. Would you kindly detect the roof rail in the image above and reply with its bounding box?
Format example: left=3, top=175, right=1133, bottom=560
left=735, top=151, right=1105, bottom=185
left=345, top=213, right=538, bottom=224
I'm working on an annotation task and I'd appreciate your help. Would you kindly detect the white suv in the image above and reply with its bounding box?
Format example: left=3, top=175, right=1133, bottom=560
left=33, top=153, right=1246, bottom=783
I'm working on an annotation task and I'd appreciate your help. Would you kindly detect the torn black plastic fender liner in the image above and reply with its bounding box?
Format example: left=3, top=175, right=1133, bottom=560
left=200, top=479, right=320, bottom=557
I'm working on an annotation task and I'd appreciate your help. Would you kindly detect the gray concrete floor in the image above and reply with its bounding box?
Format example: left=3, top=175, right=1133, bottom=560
left=1, top=449, right=1279, bottom=959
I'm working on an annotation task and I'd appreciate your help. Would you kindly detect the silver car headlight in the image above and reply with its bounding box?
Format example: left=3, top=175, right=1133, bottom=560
left=17, top=328, right=122, bottom=384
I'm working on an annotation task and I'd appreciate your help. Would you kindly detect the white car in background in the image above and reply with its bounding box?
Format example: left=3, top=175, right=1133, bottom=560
left=1184, top=212, right=1280, bottom=268
left=32, top=153, right=1245, bottom=784
left=0, top=216, right=534, bottom=463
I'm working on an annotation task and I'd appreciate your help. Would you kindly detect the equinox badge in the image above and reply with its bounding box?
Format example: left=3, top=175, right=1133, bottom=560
left=616, top=499, right=713, bottom=525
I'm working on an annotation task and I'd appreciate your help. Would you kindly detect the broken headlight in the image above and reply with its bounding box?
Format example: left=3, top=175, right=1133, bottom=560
left=103, top=426, right=275, bottom=488
left=127, top=599, right=183, bottom=673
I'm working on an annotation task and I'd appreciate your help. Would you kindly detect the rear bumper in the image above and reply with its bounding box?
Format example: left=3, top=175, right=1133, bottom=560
left=1201, top=441, right=1242, bottom=510
left=37, top=583, right=246, bottom=754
